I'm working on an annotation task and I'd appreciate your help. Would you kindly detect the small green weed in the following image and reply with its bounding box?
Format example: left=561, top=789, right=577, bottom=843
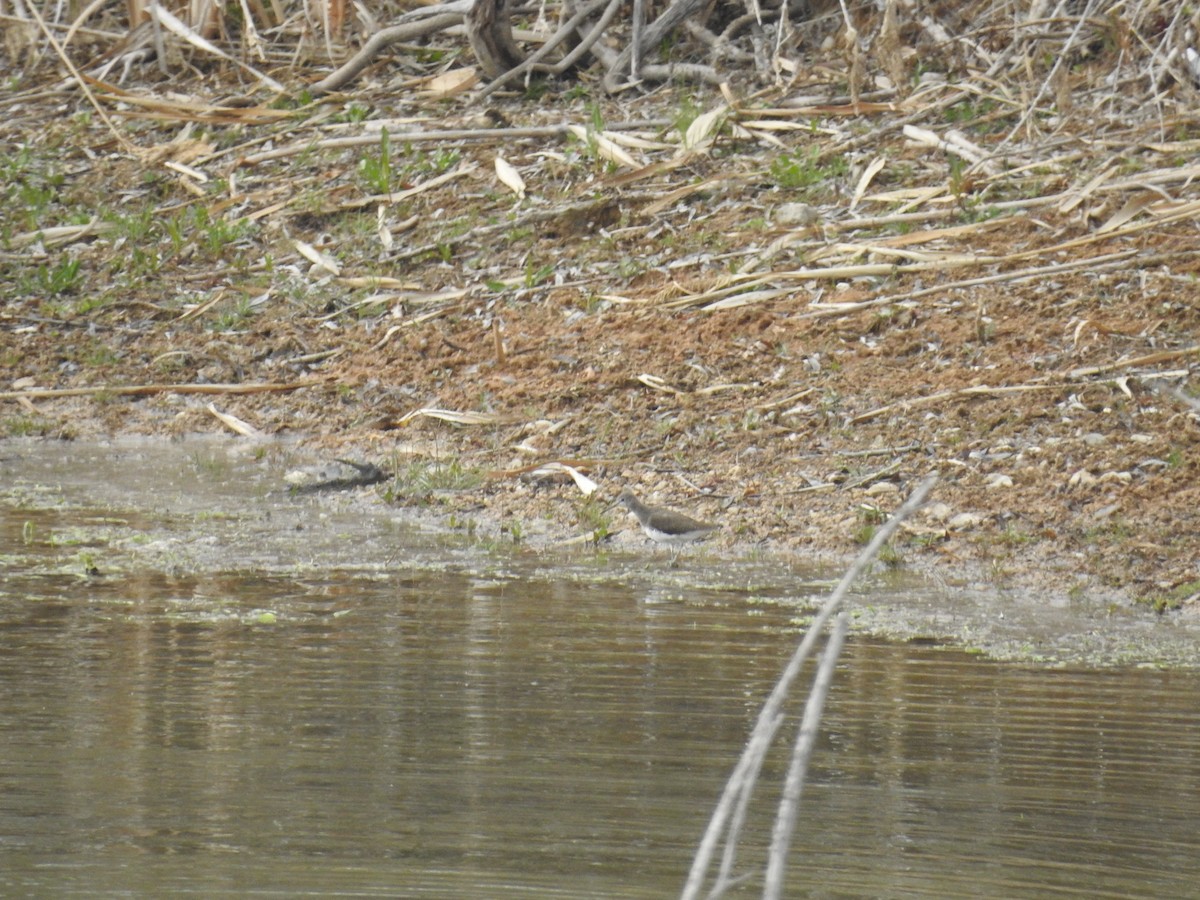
left=84, top=343, right=121, bottom=366
left=447, top=514, right=479, bottom=537
left=270, top=89, right=313, bottom=110
left=361, top=138, right=460, bottom=194
left=577, top=496, right=612, bottom=543
left=524, top=261, right=555, bottom=288
left=852, top=523, right=875, bottom=545
left=74, top=294, right=112, bottom=315
left=3, top=146, right=66, bottom=229
left=999, top=524, right=1035, bottom=546
left=943, top=98, right=1002, bottom=130
left=948, top=155, right=967, bottom=198
left=2, top=415, right=62, bottom=438
left=673, top=94, right=701, bottom=138
left=35, top=257, right=82, bottom=295
left=616, top=256, right=646, bottom=280
left=111, top=208, right=156, bottom=242
left=190, top=451, right=230, bottom=476
left=162, top=206, right=257, bottom=259
left=576, top=293, right=608, bottom=314
left=413, top=47, right=448, bottom=64
left=211, top=296, right=257, bottom=331
left=424, top=147, right=460, bottom=174
left=358, top=127, right=393, bottom=194
left=769, top=147, right=847, bottom=194
left=522, top=78, right=550, bottom=101
left=1141, top=579, right=1200, bottom=613
left=856, top=504, right=887, bottom=527
left=202, top=215, right=255, bottom=257
left=162, top=213, right=187, bottom=253
left=344, top=102, right=372, bottom=123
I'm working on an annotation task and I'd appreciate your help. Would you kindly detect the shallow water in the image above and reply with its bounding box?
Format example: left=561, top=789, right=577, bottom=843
left=2, top=439, right=1199, bottom=896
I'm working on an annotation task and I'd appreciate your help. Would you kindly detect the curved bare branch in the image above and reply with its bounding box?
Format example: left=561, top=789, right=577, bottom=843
left=311, top=12, right=464, bottom=94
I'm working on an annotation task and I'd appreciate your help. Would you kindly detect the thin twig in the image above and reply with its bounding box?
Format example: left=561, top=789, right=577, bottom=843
left=683, top=474, right=938, bottom=899
left=762, top=609, right=847, bottom=900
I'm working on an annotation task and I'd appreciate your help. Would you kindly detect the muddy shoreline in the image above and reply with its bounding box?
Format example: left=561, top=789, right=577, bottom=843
left=3, top=435, right=1197, bottom=667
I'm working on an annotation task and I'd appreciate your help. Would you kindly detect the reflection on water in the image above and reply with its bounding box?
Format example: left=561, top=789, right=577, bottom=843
left=810, top=651, right=1200, bottom=898
left=2, top=560, right=1200, bottom=897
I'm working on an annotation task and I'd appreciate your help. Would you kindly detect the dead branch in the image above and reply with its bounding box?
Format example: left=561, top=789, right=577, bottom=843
left=311, top=2, right=471, bottom=95
left=0, top=380, right=328, bottom=401
left=682, top=474, right=938, bottom=899
left=602, top=0, right=715, bottom=90
left=309, top=0, right=729, bottom=93
left=473, top=0, right=620, bottom=100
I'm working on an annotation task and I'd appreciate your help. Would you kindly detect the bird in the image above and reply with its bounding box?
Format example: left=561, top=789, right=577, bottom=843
left=616, top=488, right=718, bottom=561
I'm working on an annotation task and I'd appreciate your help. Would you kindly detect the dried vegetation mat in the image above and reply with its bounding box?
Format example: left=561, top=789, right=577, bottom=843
left=3, top=0, right=1200, bottom=613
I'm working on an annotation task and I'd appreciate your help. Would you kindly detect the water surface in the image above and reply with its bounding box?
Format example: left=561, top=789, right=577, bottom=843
left=2, top=439, right=1198, bottom=896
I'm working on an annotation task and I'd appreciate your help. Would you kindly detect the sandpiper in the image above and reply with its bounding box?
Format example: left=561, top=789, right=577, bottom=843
left=616, top=488, right=718, bottom=560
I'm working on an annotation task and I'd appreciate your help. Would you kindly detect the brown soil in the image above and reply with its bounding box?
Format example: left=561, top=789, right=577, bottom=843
left=3, top=18, right=1200, bottom=614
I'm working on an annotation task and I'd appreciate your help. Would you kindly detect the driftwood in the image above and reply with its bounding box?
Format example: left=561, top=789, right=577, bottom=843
left=287, top=460, right=391, bottom=493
